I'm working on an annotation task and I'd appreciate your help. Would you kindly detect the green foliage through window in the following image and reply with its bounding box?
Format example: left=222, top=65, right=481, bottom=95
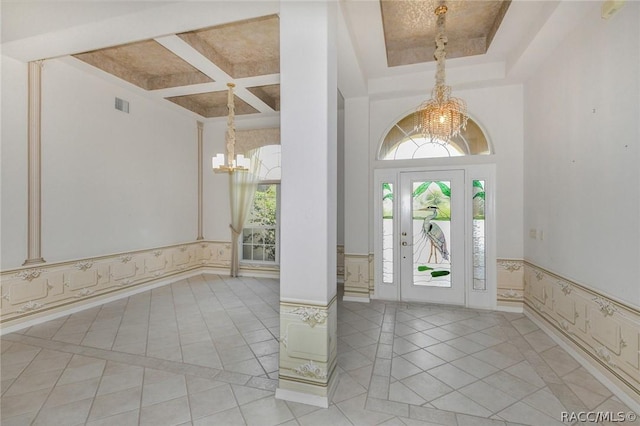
left=243, top=184, right=278, bottom=263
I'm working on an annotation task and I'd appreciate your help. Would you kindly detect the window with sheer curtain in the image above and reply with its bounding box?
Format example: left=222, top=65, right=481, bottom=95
left=241, top=144, right=281, bottom=265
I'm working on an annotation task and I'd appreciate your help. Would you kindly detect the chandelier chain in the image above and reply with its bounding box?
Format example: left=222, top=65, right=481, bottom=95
left=226, top=83, right=236, bottom=168
left=415, top=2, right=468, bottom=142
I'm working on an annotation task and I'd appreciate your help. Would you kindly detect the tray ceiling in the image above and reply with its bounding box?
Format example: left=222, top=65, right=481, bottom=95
left=68, top=3, right=514, bottom=118
left=380, top=0, right=511, bottom=67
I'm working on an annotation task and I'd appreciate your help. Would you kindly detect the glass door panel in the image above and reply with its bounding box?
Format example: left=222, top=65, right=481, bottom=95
left=412, top=180, right=452, bottom=287
left=400, top=171, right=464, bottom=304
left=472, top=180, right=486, bottom=290
left=382, top=183, right=394, bottom=284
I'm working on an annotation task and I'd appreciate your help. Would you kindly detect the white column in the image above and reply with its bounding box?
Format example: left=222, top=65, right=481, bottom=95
left=343, top=97, right=371, bottom=301
left=276, top=1, right=339, bottom=407
left=23, top=61, right=45, bottom=266
left=197, top=121, right=204, bottom=240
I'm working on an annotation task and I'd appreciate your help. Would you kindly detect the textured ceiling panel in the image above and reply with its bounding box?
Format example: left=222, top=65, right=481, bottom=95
left=178, top=15, right=280, bottom=78
left=166, top=91, right=258, bottom=118
left=247, top=84, right=280, bottom=111
left=381, top=0, right=511, bottom=67
left=73, top=39, right=213, bottom=90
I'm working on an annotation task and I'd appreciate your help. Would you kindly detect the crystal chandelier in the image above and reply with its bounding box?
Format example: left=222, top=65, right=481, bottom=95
left=415, top=4, right=468, bottom=142
left=212, top=83, right=250, bottom=173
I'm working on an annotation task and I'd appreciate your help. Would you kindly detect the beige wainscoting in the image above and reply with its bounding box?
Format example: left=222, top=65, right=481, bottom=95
left=343, top=253, right=372, bottom=302
left=0, top=241, right=232, bottom=328
left=523, top=262, right=640, bottom=407
left=277, top=297, right=338, bottom=406
left=2, top=243, right=348, bottom=329
left=497, top=258, right=524, bottom=310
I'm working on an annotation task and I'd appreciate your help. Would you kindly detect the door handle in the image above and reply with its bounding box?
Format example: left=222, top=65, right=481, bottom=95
left=401, top=232, right=407, bottom=236
left=402, top=241, right=408, bottom=246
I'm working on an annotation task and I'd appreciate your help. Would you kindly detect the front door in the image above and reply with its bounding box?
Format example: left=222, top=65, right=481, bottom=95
left=399, top=170, right=464, bottom=304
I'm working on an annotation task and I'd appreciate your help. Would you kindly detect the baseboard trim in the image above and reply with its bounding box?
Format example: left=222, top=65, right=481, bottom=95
left=275, top=372, right=339, bottom=408
left=342, top=295, right=370, bottom=303
left=493, top=304, right=524, bottom=313
left=1, top=269, right=204, bottom=335
left=525, top=307, right=640, bottom=414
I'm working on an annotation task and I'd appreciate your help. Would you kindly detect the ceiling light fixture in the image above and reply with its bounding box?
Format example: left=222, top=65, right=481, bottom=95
left=212, top=83, right=250, bottom=173
left=415, top=3, right=468, bottom=142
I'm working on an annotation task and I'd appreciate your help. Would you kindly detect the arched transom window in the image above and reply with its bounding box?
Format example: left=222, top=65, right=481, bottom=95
left=379, top=113, right=491, bottom=160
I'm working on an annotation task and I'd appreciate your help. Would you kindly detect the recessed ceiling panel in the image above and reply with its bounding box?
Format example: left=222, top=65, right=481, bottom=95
left=166, top=91, right=259, bottom=118
left=73, top=39, right=213, bottom=90
left=381, top=0, right=511, bottom=67
left=178, top=15, right=279, bottom=78
left=247, top=84, right=280, bottom=111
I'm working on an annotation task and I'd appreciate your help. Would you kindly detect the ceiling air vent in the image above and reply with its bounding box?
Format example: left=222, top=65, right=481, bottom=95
left=115, top=97, right=129, bottom=113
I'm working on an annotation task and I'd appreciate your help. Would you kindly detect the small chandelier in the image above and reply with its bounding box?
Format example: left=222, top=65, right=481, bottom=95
left=212, top=83, right=250, bottom=173
left=415, top=4, right=468, bottom=142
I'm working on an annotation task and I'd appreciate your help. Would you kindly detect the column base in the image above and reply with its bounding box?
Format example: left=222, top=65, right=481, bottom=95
left=342, top=294, right=370, bottom=303
left=278, top=298, right=337, bottom=408
left=22, top=257, right=45, bottom=266
left=275, top=370, right=339, bottom=408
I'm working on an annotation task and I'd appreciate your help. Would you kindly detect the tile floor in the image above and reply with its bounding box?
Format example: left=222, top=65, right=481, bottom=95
left=1, top=274, right=636, bottom=425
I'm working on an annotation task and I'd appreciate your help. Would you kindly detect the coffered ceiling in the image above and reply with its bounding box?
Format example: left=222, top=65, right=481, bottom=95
left=65, top=2, right=513, bottom=120
left=0, top=0, right=564, bottom=120
left=72, top=14, right=280, bottom=119
left=74, top=40, right=214, bottom=91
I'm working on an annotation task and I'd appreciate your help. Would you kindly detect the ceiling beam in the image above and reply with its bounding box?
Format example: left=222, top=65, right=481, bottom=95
left=154, top=34, right=275, bottom=114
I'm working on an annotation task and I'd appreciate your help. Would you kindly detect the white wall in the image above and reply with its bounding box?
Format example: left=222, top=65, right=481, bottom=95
left=523, top=3, right=640, bottom=306
left=203, top=119, right=232, bottom=242
left=337, top=96, right=345, bottom=246
left=1, top=56, right=198, bottom=268
left=279, top=0, right=337, bottom=303
left=368, top=84, right=525, bottom=258
left=1, top=56, right=29, bottom=268
left=344, top=96, right=371, bottom=255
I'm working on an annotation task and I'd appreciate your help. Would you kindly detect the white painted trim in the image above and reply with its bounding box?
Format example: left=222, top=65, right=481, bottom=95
left=275, top=374, right=339, bottom=408
left=373, top=164, right=497, bottom=309
left=237, top=266, right=280, bottom=279
left=493, top=305, right=524, bottom=313
left=199, top=266, right=235, bottom=276
left=373, top=169, right=400, bottom=301
left=464, top=164, right=497, bottom=310
left=0, top=269, right=204, bottom=336
left=280, top=297, right=336, bottom=307
left=275, top=388, right=329, bottom=408
left=524, top=308, right=640, bottom=414
left=342, top=295, right=370, bottom=303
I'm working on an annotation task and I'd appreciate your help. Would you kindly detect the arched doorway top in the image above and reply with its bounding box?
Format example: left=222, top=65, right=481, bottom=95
left=378, top=112, right=492, bottom=160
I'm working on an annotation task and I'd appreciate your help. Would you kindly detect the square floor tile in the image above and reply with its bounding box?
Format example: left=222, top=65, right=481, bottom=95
left=458, top=380, right=518, bottom=413
left=401, top=372, right=453, bottom=402
left=427, top=363, right=478, bottom=389
left=140, top=396, right=191, bottom=426
left=239, top=396, right=294, bottom=426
